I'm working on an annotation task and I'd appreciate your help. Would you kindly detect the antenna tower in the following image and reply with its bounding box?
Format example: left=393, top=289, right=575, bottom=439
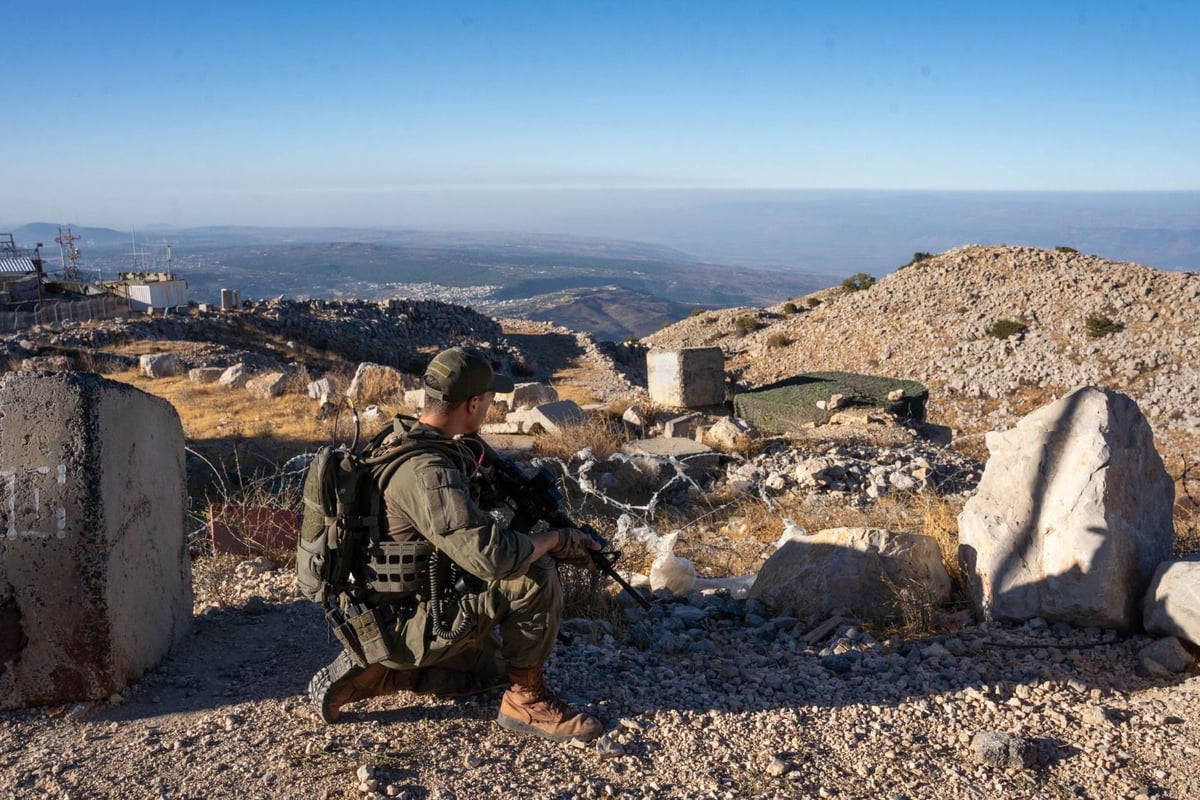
left=55, top=226, right=82, bottom=281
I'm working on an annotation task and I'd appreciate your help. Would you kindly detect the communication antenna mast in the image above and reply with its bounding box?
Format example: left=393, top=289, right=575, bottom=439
left=55, top=226, right=82, bottom=281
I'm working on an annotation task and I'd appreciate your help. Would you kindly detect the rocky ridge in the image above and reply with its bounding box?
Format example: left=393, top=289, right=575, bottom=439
left=644, top=245, right=1200, bottom=469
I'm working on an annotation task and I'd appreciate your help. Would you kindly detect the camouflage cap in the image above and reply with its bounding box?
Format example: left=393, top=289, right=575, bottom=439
left=423, top=347, right=515, bottom=403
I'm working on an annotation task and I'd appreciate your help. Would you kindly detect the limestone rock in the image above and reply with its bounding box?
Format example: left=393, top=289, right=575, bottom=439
left=1137, top=636, right=1196, bottom=676
left=0, top=372, right=191, bottom=710
left=307, top=377, right=335, bottom=400
left=346, top=362, right=409, bottom=403
left=138, top=353, right=177, bottom=378
left=20, top=355, right=72, bottom=371
left=703, top=417, right=755, bottom=451
left=188, top=367, right=225, bottom=384
left=495, top=382, right=558, bottom=411
left=1143, top=558, right=1200, bottom=646
left=245, top=372, right=288, bottom=399
left=218, top=364, right=250, bottom=389
left=749, top=527, right=951, bottom=623
left=958, top=387, right=1174, bottom=629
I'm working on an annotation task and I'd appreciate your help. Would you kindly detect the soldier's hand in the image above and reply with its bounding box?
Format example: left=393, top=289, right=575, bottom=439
left=549, top=528, right=602, bottom=567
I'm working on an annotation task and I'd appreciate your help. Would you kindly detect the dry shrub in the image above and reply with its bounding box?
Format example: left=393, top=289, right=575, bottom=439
left=553, top=384, right=600, bottom=407
left=191, top=553, right=244, bottom=608
left=352, top=368, right=407, bottom=406
left=533, top=414, right=626, bottom=461
left=920, top=493, right=965, bottom=592
left=484, top=402, right=508, bottom=425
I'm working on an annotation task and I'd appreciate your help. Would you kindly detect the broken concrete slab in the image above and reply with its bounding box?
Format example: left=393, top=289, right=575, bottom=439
left=0, top=371, right=191, bottom=710
left=620, top=438, right=721, bottom=475
left=507, top=400, right=586, bottom=434
left=480, top=433, right=536, bottom=455
left=662, top=412, right=704, bottom=439
left=307, top=377, right=335, bottom=400
left=733, top=371, right=928, bottom=434
left=647, top=347, right=725, bottom=408
left=346, top=362, right=413, bottom=403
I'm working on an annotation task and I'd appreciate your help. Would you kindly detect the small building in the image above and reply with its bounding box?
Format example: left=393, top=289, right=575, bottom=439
left=102, top=271, right=188, bottom=312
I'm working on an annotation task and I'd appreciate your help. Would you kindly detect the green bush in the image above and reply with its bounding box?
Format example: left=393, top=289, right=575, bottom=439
left=1055, top=245, right=1078, bottom=254
left=689, top=308, right=704, bottom=317
left=1086, top=313, right=1121, bottom=338
left=766, top=332, right=791, bottom=348
left=734, top=315, right=758, bottom=336
left=805, top=297, right=822, bottom=308
left=987, top=319, right=1028, bottom=339
left=842, top=273, right=876, bottom=293
left=900, top=252, right=934, bottom=269
left=781, top=301, right=798, bottom=315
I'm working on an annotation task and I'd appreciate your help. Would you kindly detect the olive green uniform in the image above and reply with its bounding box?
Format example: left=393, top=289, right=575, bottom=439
left=374, top=422, right=562, bottom=695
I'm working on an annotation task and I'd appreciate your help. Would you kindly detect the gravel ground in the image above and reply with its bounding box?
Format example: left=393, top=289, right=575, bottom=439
left=2, top=562, right=1197, bottom=800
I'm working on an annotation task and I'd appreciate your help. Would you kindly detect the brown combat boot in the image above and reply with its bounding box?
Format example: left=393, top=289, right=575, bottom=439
left=308, top=651, right=419, bottom=724
left=495, top=665, right=602, bottom=742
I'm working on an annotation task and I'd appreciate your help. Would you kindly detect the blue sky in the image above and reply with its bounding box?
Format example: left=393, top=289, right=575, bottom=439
left=3, top=1, right=1198, bottom=229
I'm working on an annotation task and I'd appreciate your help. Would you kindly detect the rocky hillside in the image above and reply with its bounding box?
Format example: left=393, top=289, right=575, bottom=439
left=645, top=245, right=1200, bottom=472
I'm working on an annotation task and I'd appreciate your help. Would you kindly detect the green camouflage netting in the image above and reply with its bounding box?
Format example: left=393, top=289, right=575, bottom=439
left=732, top=371, right=928, bottom=434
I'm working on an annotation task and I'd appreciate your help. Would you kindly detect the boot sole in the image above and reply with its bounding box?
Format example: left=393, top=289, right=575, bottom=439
left=495, top=712, right=600, bottom=743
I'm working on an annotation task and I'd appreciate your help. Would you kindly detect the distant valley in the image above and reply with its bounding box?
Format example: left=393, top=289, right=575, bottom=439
left=10, top=224, right=837, bottom=341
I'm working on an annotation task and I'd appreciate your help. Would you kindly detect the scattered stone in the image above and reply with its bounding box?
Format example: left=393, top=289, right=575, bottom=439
left=1138, top=637, right=1196, bottom=676
left=970, top=731, right=1036, bottom=769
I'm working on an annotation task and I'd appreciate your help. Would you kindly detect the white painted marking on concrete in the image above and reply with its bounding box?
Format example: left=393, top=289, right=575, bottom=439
left=14, top=531, right=50, bottom=539
left=57, top=464, right=67, bottom=484
left=33, top=487, right=40, bottom=513
left=35, top=466, right=50, bottom=475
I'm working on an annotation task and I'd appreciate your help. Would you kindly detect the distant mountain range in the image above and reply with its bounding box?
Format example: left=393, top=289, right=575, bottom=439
left=5, top=224, right=836, bottom=341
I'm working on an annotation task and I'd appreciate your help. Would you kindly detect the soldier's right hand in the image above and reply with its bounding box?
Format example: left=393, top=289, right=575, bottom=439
left=549, top=528, right=601, bottom=567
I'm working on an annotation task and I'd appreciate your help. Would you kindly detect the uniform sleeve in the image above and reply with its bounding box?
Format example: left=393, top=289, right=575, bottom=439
left=385, top=453, right=535, bottom=581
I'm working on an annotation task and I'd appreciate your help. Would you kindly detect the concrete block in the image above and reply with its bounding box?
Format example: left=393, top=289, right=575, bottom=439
left=403, top=389, right=426, bottom=410
left=218, top=364, right=250, bottom=389
left=647, top=347, right=725, bottom=408
left=508, top=400, right=586, bottom=434
left=620, top=437, right=721, bottom=475
left=188, top=367, right=225, bottom=384
left=138, top=353, right=177, bottom=378
left=0, top=372, right=191, bottom=710
left=496, top=383, right=559, bottom=411
left=245, top=372, right=288, bottom=399
left=663, top=412, right=704, bottom=439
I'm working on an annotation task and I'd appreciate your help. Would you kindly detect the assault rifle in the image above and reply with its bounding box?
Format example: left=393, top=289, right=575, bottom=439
left=482, top=455, right=652, bottom=611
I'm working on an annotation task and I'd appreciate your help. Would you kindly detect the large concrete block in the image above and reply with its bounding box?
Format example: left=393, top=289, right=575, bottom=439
left=647, top=348, right=725, bottom=408
left=0, top=372, right=191, bottom=710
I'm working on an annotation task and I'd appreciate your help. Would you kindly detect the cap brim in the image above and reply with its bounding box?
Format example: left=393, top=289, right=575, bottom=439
left=490, top=374, right=515, bottom=394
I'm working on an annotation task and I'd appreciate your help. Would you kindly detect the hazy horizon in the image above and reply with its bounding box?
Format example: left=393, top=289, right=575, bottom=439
left=7, top=189, right=1199, bottom=275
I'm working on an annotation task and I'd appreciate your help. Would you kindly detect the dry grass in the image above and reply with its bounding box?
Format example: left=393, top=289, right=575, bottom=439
left=552, top=383, right=600, bottom=407
left=533, top=414, right=628, bottom=461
